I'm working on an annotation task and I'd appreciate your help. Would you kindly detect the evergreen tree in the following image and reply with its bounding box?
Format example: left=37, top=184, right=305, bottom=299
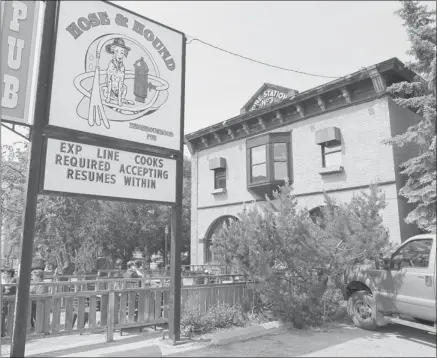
left=384, top=1, right=436, bottom=232
left=212, top=181, right=390, bottom=326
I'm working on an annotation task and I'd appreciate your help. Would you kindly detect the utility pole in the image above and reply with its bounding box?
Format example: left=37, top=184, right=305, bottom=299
left=10, top=2, right=57, bottom=356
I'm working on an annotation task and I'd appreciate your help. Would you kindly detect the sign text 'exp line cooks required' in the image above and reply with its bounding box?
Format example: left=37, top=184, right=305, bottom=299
left=42, top=138, right=176, bottom=203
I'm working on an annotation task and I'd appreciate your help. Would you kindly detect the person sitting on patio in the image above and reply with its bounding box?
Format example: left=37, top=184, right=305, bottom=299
left=30, top=269, right=45, bottom=328
left=124, top=261, right=143, bottom=279
left=1, top=268, right=17, bottom=337
left=124, top=261, right=143, bottom=289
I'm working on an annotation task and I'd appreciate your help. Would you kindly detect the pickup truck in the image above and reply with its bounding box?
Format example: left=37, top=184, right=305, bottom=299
left=343, top=233, right=436, bottom=334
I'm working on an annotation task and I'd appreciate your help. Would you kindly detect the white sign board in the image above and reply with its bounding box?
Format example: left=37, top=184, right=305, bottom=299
left=48, top=1, right=184, bottom=151
left=42, top=138, right=176, bottom=203
left=1, top=0, right=41, bottom=124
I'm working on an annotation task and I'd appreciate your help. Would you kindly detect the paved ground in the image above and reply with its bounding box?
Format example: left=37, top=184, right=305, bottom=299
left=0, top=327, right=169, bottom=357
left=165, top=323, right=437, bottom=357
left=1, top=322, right=435, bottom=357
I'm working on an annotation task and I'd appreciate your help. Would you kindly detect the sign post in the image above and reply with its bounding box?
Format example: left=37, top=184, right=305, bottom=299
left=169, top=34, right=185, bottom=339
left=10, top=1, right=57, bottom=356
left=169, top=155, right=183, bottom=342
left=164, top=225, right=169, bottom=267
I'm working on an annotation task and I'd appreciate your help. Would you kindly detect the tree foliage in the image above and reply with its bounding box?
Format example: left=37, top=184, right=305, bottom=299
left=212, top=182, right=390, bottom=326
left=383, top=1, right=436, bottom=232
left=1, top=142, right=191, bottom=271
left=1, top=142, right=28, bottom=264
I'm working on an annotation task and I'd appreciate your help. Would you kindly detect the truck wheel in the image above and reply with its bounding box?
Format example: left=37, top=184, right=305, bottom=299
left=348, top=290, right=377, bottom=330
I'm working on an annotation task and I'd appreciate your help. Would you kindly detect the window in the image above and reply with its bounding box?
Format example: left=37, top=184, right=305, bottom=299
left=209, top=157, right=227, bottom=193
left=309, top=205, right=339, bottom=229
left=391, top=239, right=433, bottom=270
left=273, top=143, right=289, bottom=180
left=214, top=168, right=226, bottom=189
left=246, top=132, right=291, bottom=194
left=315, top=127, right=343, bottom=171
left=250, top=145, right=267, bottom=183
left=309, top=206, right=324, bottom=224
left=322, top=143, right=342, bottom=168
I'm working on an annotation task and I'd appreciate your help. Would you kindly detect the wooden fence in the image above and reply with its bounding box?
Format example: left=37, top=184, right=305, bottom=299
left=1, top=276, right=256, bottom=343
left=3, top=274, right=248, bottom=294
left=97, top=265, right=235, bottom=278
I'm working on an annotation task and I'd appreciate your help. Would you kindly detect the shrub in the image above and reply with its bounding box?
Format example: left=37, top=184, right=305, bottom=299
left=180, top=302, right=245, bottom=336
left=259, top=279, right=345, bottom=328
left=212, top=181, right=390, bottom=328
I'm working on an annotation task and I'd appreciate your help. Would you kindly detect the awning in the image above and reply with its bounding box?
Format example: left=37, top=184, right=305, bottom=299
left=209, top=157, right=226, bottom=170
left=315, top=127, right=341, bottom=146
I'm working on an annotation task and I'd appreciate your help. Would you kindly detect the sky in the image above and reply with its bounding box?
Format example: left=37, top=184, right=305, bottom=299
left=2, top=0, right=436, bottom=149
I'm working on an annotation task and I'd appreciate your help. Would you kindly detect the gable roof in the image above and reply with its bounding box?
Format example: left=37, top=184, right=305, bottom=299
left=240, top=83, right=299, bottom=113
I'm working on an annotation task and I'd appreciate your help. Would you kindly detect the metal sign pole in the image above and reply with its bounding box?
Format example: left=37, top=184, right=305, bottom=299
left=1, top=4, right=6, bottom=355
left=168, top=36, right=186, bottom=344
left=10, top=2, right=57, bottom=356
left=1, top=114, right=3, bottom=357
left=169, top=156, right=183, bottom=343
left=164, top=226, right=169, bottom=268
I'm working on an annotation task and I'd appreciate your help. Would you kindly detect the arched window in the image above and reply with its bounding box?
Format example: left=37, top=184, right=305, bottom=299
left=309, top=205, right=339, bottom=229
left=204, top=215, right=237, bottom=264
left=309, top=206, right=324, bottom=224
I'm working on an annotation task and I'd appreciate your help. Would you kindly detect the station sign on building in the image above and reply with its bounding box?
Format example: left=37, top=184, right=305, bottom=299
left=1, top=0, right=41, bottom=124
left=240, top=83, right=298, bottom=114
left=47, top=0, right=184, bottom=152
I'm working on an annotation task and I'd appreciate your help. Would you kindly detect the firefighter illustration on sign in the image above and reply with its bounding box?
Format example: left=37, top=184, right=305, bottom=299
left=101, top=38, right=135, bottom=107
left=73, top=34, right=169, bottom=129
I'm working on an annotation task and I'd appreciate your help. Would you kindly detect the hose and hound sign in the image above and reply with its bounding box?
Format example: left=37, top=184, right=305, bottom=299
left=38, top=0, right=185, bottom=202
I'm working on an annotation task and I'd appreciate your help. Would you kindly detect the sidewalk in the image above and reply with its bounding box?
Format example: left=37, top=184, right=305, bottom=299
left=0, top=329, right=211, bottom=357
left=163, top=323, right=436, bottom=357
left=0, top=330, right=162, bottom=357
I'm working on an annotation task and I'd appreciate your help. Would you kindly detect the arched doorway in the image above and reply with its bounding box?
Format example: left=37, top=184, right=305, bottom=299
left=204, top=215, right=238, bottom=264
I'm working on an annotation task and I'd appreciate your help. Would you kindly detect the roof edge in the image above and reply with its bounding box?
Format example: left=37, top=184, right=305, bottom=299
left=185, top=57, right=415, bottom=142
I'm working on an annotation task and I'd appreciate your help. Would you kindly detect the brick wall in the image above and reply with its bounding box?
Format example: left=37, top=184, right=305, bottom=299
left=291, top=98, right=396, bottom=195
left=190, top=96, right=419, bottom=264
left=295, top=183, right=402, bottom=244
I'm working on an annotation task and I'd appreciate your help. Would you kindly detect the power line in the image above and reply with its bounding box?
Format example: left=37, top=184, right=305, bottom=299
left=186, top=36, right=341, bottom=79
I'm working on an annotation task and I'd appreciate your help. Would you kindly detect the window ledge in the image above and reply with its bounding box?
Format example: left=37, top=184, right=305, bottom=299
left=211, top=188, right=227, bottom=195
left=319, top=166, right=344, bottom=176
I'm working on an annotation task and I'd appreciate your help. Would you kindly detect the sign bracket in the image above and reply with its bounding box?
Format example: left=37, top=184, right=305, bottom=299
left=1, top=122, right=31, bottom=141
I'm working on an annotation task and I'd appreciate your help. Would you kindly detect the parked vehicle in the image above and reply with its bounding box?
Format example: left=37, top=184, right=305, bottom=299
left=343, top=233, right=436, bottom=334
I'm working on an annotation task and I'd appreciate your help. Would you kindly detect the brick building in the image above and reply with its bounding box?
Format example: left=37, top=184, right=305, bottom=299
left=185, top=58, right=422, bottom=266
